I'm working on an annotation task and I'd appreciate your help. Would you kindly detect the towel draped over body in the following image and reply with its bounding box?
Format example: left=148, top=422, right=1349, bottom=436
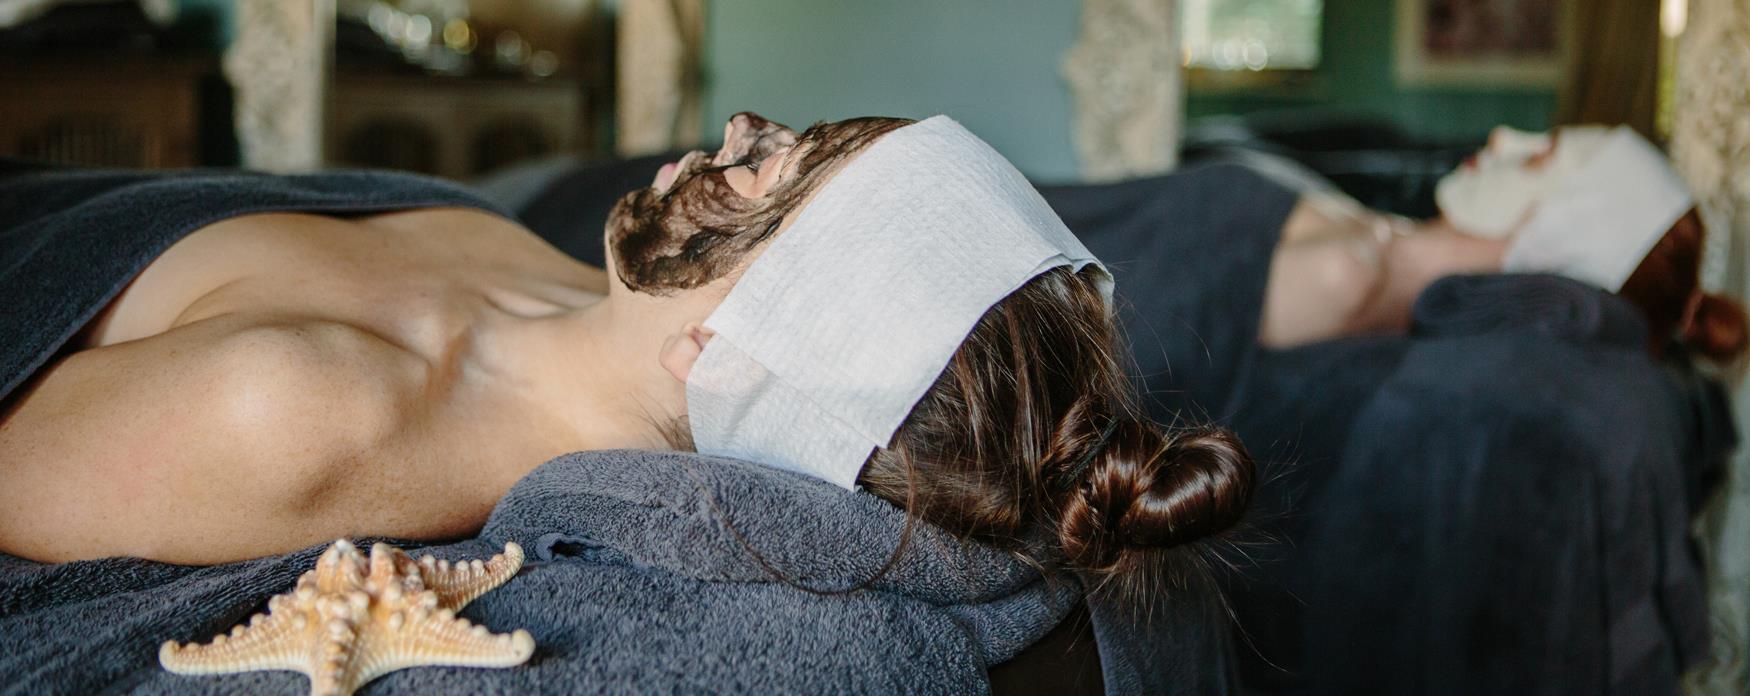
left=0, top=162, right=1230, bottom=694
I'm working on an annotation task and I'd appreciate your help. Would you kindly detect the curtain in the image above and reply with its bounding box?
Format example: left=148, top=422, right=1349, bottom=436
left=616, top=0, right=705, bottom=157
left=1670, top=0, right=1750, bottom=693
left=224, top=0, right=330, bottom=172
left=1061, top=0, right=1181, bottom=182
left=1556, top=0, right=1660, bottom=137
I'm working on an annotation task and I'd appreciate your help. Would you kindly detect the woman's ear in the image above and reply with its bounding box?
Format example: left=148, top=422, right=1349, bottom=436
left=658, top=322, right=716, bottom=383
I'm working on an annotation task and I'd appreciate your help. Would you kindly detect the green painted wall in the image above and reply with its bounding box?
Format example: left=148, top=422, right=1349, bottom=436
left=704, top=0, right=1557, bottom=179
left=1184, top=0, right=1558, bottom=143
left=702, top=0, right=1083, bottom=181
left=183, top=0, right=1552, bottom=173
left=176, top=0, right=235, bottom=50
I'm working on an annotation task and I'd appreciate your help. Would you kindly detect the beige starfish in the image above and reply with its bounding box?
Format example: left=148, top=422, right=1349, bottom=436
left=160, top=539, right=535, bottom=696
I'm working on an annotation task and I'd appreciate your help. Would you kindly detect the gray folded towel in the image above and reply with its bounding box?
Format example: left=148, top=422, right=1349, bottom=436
left=1411, top=273, right=1648, bottom=347
left=0, top=164, right=1231, bottom=694
left=2, top=450, right=1087, bottom=693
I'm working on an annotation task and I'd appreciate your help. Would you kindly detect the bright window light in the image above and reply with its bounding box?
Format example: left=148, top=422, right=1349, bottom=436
left=1181, top=0, right=1323, bottom=71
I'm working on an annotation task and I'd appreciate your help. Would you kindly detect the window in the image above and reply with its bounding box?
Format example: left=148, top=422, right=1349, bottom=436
left=1181, top=0, right=1323, bottom=72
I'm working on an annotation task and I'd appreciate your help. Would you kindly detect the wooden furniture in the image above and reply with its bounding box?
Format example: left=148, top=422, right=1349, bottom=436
left=325, top=72, right=583, bottom=178
left=0, top=54, right=212, bottom=168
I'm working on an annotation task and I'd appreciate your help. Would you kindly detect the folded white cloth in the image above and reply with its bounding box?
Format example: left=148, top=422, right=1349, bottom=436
left=686, top=116, right=1112, bottom=489
left=1501, top=126, right=1694, bottom=291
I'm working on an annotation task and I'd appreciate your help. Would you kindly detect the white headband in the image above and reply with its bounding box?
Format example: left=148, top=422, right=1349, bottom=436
left=684, top=116, right=1113, bottom=489
left=1504, top=126, right=1694, bottom=291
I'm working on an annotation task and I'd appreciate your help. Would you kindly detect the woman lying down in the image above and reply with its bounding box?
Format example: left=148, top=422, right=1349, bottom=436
left=0, top=113, right=1734, bottom=586
left=0, top=114, right=1254, bottom=590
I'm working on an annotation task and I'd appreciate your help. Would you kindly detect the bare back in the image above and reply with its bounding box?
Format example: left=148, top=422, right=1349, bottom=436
left=0, top=208, right=607, bottom=564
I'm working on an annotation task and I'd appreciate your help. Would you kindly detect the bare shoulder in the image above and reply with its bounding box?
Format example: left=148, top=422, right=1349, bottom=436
left=0, top=316, right=422, bottom=563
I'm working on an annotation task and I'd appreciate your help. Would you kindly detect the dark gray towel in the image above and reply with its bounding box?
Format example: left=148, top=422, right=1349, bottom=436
left=0, top=164, right=511, bottom=403
left=1412, top=272, right=1650, bottom=347
left=504, top=155, right=1735, bottom=694
left=1, top=165, right=1224, bottom=694
left=1, top=450, right=1083, bottom=693
left=1039, top=164, right=1728, bottom=695
left=1039, top=163, right=1299, bottom=426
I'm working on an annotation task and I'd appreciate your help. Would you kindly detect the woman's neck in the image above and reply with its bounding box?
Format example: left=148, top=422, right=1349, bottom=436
left=463, top=294, right=685, bottom=454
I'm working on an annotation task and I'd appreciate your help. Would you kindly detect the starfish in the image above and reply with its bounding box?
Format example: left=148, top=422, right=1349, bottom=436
left=160, top=539, right=535, bottom=696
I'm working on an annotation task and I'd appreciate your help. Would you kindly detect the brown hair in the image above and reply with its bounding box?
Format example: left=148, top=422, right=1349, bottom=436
left=607, top=115, right=913, bottom=295
left=857, top=266, right=1256, bottom=601
left=1618, top=209, right=1749, bottom=361
left=635, top=114, right=1257, bottom=604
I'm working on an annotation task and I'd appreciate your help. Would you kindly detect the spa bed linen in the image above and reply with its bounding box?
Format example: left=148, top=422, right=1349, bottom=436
left=1048, top=167, right=1730, bottom=695
left=0, top=163, right=514, bottom=402
left=0, top=162, right=1225, bottom=694
left=0, top=450, right=1090, bottom=693
left=500, top=157, right=1732, bottom=695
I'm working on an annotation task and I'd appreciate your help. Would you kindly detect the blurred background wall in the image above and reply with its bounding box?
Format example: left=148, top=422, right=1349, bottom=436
left=177, top=0, right=233, bottom=47
left=5, top=0, right=1564, bottom=182
left=701, top=0, right=1083, bottom=181
left=699, top=0, right=1555, bottom=181
left=1184, top=0, right=1555, bottom=140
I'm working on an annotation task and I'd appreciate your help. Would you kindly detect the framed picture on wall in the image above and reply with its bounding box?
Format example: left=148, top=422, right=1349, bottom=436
left=1395, top=0, right=1568, bottom=86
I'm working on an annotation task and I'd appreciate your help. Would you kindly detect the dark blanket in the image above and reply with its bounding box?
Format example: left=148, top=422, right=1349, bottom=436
left=505, top=158, right=1734, bottom=694
left=1223, top=275, right=1729, bottom=695
left=1042, top=166, right=1731, bottom=695
left=3, top=449, right=1085, bottom=693
left=0, top=163, right=1226, bottom=694
left=0, top=164, right=512, bottom=402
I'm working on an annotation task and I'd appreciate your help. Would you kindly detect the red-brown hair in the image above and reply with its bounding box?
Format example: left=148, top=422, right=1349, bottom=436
left=1618, top=209, right=1748, bottom=361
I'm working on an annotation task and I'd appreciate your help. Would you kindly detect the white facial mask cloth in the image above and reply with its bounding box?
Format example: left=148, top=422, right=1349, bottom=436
left=1435, top=128, right=1559, bottom=237
left=1503, top=125, right=1694, bottom=292
left=685, top=116, right=1113, bottom=489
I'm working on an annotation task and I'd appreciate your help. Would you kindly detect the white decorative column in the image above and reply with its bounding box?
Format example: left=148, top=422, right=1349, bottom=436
left=1061, top=0, right=1181, bottom=182
left=617, top=0, right=705, bottom=157
left=223, top=0, right=332, bottom=172
left=1670, top=0, right=1750, bottom=693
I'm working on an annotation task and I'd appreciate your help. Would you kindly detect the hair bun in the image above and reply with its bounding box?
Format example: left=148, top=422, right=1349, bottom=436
left=1684, top=293, right=1749, bottom=362
left=1057, top=419, right=1256, bottom=573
